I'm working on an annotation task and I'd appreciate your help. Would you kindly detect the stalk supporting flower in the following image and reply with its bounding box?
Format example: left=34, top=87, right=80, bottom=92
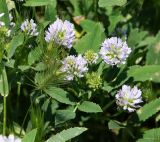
left=99, top=37, right=131, bottom=65
left=61, top=55, right=88, bottom=80
left=115, top=85, right=143, bottom=112
left=45, top=18, right=75, bottom=49
left=21, top=19, right=38, bottom=36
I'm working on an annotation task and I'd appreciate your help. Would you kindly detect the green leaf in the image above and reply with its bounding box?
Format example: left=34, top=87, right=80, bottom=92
left=137, top=98, right=160, bottom=122
left=0, top=66, right=9, bottom=97
left=28, top=47, right=42, bottom=65
left=108, top=11, right=123, bottom=34
left=0, top=0, right=10, bottom=26
left=44, top=87, right=75, bottom=105
left=74, top=20, right=105, bottom=54
left=45, top=0, right=57, bottom=21
left=128, top=28, right=148, bottom=49
left=24, top=0, right=50, bottom=7
left=78, top=101, right=102, bottom=113
left=98, top=0, right=127, bottom=7
left=137, top=128, right=160, bottom=142
left=55, top=110, right=76, bottom=125
left=22, top=129, right=37, bottom=142
left=18, top=65, right=30, bottom=71
left=46, top=127, right=87, bottom=142
left=7, top=33, right=24, bottom=58
left=127, top=65, right=160, bottom=82
left=69, top=0, right=81, bottom=16
left=146, top=31, right=160, bottom=65
left=108, top=120, right=125, bottom=129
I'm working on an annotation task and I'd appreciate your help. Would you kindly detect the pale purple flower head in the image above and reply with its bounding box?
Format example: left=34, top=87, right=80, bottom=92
left=61, top=55, right=88, bottom=80
left=115, top=85, right=143, bottom=112
left=0, top=134, right=21, bottom=142
left=21, top=19, right=38, bottom=36
left=45, top=18, right=75, bottom=49
left=99, top=37, right=131, bottom=65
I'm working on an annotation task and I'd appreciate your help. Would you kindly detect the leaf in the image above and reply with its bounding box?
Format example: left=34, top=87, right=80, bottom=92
left=69, top=0, right=81, bottom=16
left=44, top=87, right=75, bottom=105
left=127, top=65, right=160, bottom=82
left=78, top=101, right=102, bottom=113
left=98, top=0, right=127, bottom=7
left=28, top=47, right=42, bottom=65
left=18, top=65, right=30, bottom=71
left=108, top=120, right=125, bottom=129
left=24, top=0, right=50, bottom=7
left=45, top=0, right=57, bottom=21
left=7, top=33, right=24, bottom=58
left=0, top=0, right=10, bottom=26
left=128, top=28, right=148, bottom=49
left=108, top=11, right=123, bottom=34
left=0, top=66, right=9, bottom=97
left=146, top=31, right=160, bottom=65
left=55, top=110, right=76, bottom=125
left=46, top=127, right=87, bottom=142
left=22, top=129, right=37, bottom=142
left=137, top=98, right=160, bottom=122
left=137, top=128, right=160, bottom=142
left=74, top=20, right=105, bottom=54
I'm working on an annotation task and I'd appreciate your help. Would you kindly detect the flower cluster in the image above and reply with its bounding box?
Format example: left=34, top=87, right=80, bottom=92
left=0, top=134, right=21, bottom=142
left=84, top=50, right=99, bottom=65
left=86, top=72, right=102, bottom=90
left=45, top=18, right=75, bottom=49
left=99, top=37, right=131, bottom=65
left=61, top=55, right=88, bottom=80
left=21, top=19, right=38, bottom=36
left=115, top=85, right=143, bottom=112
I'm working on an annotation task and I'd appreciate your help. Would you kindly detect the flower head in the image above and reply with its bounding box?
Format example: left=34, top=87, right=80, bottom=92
left=84, top=50, right=98, bottom=65
left=99, top=37, right=131, bottom=65
left=21, top=19, right=38, bottom=36
left=86, top=72, right=102, bottom=90
left=0, top=13, right=5, bottom=27
left=0, top=134, right=21, bottom=142
left=45, top=18, right=75, bottom=49
left=115, top=85, right=143, bottom=112
left=61, top=55, right=88, bottom=80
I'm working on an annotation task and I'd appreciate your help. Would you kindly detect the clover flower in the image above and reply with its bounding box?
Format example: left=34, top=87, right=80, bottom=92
left=61, top=55, right=88, bottom=80
left=99, top=37, right=131, bottom=65
left=21, top=19, right=38, bottom=36
left=45, top=18, right=75, bottom=49
left=86, top=72, right=102, bottom=90
left=0, top=13, right=5, bottom=27
left=115, top=85, right=143, bottom=112
left=0, top=134, right=21, bottom=142
left=84, top=50, right=99, bottom=65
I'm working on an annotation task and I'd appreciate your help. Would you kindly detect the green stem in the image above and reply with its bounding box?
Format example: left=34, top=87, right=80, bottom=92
left=3, top=96, right=7, bottom=135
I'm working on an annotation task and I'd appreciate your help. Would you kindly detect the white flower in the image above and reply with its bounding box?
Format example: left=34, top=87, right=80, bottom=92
left=9, top=13, right=15, bottom=27
left=0, top=134, right=21, bottom=142
left=84, top=50, right=99, bottom=65
left=0, top=13, right=5, bottom=27
left=99, top=37, right=131, bottom=65
left=21, top=19, right=38, bottom=36
left=115, top=85, right=143, bottom=112
left=61, top=55, right=88, bottom=80
left=45, top=18, right=75, bottom=49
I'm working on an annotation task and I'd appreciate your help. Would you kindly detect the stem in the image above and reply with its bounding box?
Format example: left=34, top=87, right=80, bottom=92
left=3, top=96, right=7, bottom=135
